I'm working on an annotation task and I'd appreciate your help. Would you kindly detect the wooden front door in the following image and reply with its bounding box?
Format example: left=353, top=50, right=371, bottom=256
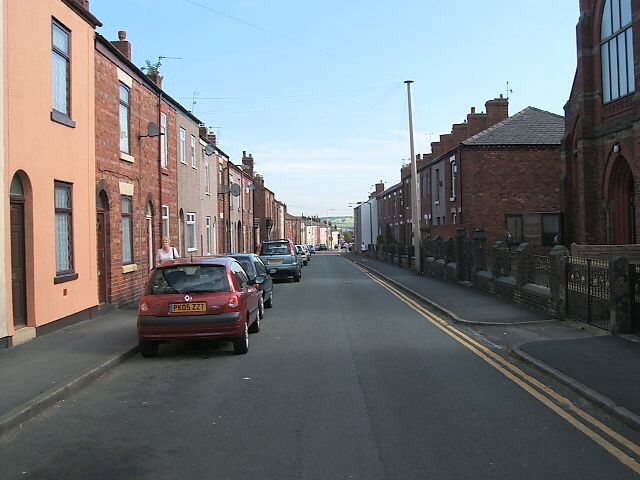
left=10, top=202, right=26, bottom=328
left=97, top=210, right=108, bottom=303
left=610, top=159, right=636, bottom=245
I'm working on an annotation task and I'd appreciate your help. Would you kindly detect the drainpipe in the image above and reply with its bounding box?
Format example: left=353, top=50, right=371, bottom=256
left=157, top=90, right=163, bottom=245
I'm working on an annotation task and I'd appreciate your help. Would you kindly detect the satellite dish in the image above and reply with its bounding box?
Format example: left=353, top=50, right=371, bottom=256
left=146, top=122, right=160, bottom=137
left=230, top=183, right=241, bottom=197
left=204, top=144, right=215, bottom=156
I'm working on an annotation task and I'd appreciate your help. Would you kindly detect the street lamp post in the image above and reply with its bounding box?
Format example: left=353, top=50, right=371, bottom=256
left=405, top=80, right=421, bottom=273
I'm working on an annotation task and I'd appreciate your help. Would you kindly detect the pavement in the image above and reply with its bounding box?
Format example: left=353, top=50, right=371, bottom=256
left=1, top=253, right=640, bottom=438
left=0, top=308, right=139, bottom=437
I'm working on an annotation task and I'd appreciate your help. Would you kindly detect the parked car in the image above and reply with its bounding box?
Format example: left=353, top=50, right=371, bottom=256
left=137, top=257, right=263, bottom=357
left=307, top=245, right=316, bottom=254
left=258, top=239, right=302, bottom=282
left=296, top=244, right=310, bottom=265
left=318, top=243, right=328, bottom=251
left=228, top=253, right=273, bottom=311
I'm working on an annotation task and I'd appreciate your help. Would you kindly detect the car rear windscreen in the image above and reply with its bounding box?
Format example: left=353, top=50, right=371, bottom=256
left=261, top=242, right=290, bottom=255
left=149, top=265, right=230, bottom=295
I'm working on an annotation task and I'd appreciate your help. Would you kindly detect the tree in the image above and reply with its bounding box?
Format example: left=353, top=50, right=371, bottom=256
left=141, top=59, right=162, bottom=76
left=383, top=224, right=395, bottom=245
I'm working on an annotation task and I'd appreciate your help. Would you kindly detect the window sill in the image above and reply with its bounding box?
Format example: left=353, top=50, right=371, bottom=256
left=161, top=167, right=169, bottom=175
left=187, top=248, right=198, bottom=253
left=449, top=196, right=456, bottom=202
left=54, top=272, right=78, bottom=284
left=120, top=152, right=135, bottom=163
left=122, top=264, right=138, bottom=274
left=180, top=160, right=187, bottom=165
left=434, top=200, right=440, bottom=205
left=51, top=110, right=76, bottom=128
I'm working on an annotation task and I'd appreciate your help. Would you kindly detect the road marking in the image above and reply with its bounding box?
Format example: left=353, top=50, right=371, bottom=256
left=352, top=262, right=640, bottom=474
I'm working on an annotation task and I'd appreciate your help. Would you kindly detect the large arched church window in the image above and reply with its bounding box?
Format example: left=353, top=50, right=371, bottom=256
left=601, top=0, right=634, bottom=102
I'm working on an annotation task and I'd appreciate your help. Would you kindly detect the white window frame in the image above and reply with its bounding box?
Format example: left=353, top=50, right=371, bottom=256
left=191, top=135, right=197, bottom=169
left=119, top=83, right=130, bottom=154
left=160, top=112, right=168, bottom=168
left=186, top=212, right=197, bottom=251
left=161, top=205, right=169, bottom=238
left=121, top=196, right=134, bottom=265
left=206, top=216, right=212, bottom=254
left=449, top=157, right=457, bottom=201
left=179, top=128, right=186, bottom=164
left=204, top=156, right=210, bottom=195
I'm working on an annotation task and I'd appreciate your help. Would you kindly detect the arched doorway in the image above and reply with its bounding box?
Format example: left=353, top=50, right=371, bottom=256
left=608, top=157, right=636, bottom=244
left=96, top=190, right=110, bottom=304
left=10, top=174, right=27, bottom=328
left=146, top=201, right=154, bottom=270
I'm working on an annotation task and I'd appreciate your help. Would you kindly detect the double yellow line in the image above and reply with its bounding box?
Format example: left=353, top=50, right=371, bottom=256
left=353, top=262, right=640, bottom=474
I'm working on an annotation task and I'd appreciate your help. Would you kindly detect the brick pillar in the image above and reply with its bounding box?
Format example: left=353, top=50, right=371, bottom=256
left=471, top=229, right=487, bottom=273
left=455, top=229, right=467, bottom=281
left=515, top=242, right=530, bottom=288
left=609, top=257, right=631, bottom=334
left=492, top=241, right=507, bottom=278
left=550, top=245, right=570, bottom=319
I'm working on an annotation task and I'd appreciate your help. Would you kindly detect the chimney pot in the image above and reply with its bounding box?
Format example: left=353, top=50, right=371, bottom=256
left=118, top=30, right=127, bottom=41
left=471, top=107, right=476, bottom=114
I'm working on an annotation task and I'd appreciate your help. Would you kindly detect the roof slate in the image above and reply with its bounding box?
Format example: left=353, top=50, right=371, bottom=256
left=462, top=107, right=564, bottom=146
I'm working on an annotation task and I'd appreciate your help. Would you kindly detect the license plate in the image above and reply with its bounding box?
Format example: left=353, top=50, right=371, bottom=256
left=171, top=302, right=206, bottom=313
left=268, top=258, right=283, bottom=264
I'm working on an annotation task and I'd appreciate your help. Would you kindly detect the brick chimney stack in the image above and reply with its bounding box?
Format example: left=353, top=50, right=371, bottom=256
left=75, top=0, right=89, bottom=8
left=147, top=72, right=163, bottom=88
left=112, top=30, right=131, bottom=60
left=451, top=122, right=468, bottom=144
left=466, top=106, right=487, bottom=137
left=485, top=95, right=509, bottom=126
left=375, top=181, right=385, bottom=194
left=242, top=151, right=254, bottom=177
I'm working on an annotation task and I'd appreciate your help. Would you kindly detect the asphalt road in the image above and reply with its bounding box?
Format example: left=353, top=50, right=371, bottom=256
left=1, top=255, right=638, bottom=479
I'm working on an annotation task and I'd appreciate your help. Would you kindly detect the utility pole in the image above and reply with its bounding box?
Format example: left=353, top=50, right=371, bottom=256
left=405, top=80, right=421, bottom=273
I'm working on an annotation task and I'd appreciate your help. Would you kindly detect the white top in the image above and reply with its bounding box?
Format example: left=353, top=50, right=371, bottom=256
left=156, top=247, right=179, bottom=265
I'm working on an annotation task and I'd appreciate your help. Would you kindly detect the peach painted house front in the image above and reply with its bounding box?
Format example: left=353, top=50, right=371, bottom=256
left=3, top=0, right=101, bottom=346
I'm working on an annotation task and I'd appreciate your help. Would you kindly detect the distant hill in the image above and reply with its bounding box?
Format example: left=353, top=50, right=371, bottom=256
left=323, top=216, right=353, bottom=232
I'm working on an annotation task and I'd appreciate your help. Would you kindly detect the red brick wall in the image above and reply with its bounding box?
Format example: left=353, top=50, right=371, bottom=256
left=563, top=0, right=640, bottom=245
left=462, top=146, right=564, bottom=245
left=95, top=46, right=162, bottom=306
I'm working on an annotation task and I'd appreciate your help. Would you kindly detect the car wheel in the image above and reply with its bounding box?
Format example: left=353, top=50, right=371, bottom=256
left=249, top=310, right=260, bottom=333
left=233, top=322, right=249, bottom=354
left=265, top=291, right=273, bottom=308
left=293, top=273, right=300, bottom=282
left=139, top=340, right=158, bottom=358
left=258, top=296, right=265, bottom=319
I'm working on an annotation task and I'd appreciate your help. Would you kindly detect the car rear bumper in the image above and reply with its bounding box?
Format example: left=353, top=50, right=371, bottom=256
left=138, top=312, right=244, bottom=340
left=266, top=265, right=298, bottom=278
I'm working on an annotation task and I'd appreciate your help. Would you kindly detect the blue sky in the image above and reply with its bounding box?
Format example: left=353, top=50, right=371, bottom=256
left=91, top=0, right=579, bottom=217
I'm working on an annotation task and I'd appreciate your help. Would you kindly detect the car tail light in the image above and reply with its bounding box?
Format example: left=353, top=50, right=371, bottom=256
left=226, top=292, right=240, bottom=311
left=138, top=300, right=151, bottom=316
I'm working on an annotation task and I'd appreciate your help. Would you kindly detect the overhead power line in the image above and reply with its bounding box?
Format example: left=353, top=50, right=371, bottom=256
left=181, top=0, right=403, bottom=81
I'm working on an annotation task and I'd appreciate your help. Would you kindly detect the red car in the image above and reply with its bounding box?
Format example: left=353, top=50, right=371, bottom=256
left=137, top=257, right=263, bottom=357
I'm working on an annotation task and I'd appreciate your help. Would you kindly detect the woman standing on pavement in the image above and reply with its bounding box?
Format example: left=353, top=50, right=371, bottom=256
left=156, top=237, right=180, bottom=265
